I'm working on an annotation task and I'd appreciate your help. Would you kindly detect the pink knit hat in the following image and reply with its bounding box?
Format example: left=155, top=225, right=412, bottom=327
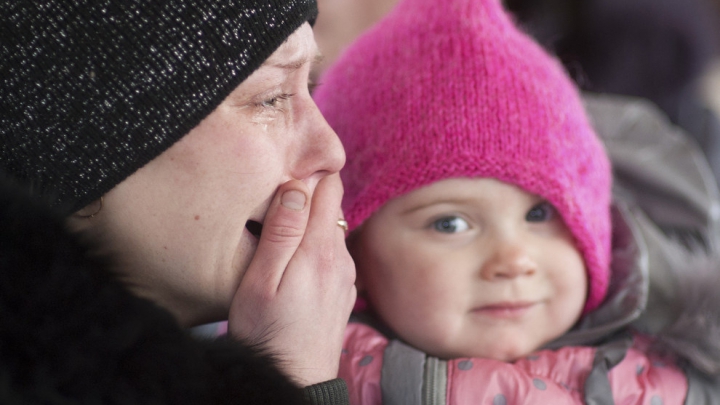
left=314, top=0, right=612, bottom=313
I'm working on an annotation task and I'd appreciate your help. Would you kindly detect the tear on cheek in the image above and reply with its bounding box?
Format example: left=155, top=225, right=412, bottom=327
left=245, top=220, right=263, bottom=238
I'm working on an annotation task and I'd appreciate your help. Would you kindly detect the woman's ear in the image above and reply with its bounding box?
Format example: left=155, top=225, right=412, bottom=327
left=66, top=197, right=105, bottom=234
left=74, top=197, right=103, bottom=219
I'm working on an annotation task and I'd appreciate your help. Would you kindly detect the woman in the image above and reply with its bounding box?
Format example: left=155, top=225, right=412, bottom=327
left=0, top=0, right=356, bottom=403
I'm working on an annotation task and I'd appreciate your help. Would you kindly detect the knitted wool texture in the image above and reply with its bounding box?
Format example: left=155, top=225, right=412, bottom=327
left=1, top=0, right=316, bottom=213
left=314, top=0, right=612, bottom=312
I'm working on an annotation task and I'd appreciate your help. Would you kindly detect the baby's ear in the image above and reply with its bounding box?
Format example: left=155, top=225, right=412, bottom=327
left=344, top=227, right=366, bottom=292
left=353, top=274, right=366, bottom=292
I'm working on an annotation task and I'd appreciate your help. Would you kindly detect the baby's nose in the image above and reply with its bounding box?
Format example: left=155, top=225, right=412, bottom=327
left=480, top=243, right=537, bottom=280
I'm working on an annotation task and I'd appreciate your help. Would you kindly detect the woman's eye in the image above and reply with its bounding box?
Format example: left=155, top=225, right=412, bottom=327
left=526, top=202, right=556, bottom=222
left=308, top=79, right=319, bottom=95
left=432, top=216, right=469, bottom=233
left=262, top=97, right=279, bottom=107
left=261, top=93, right=293, bottom=108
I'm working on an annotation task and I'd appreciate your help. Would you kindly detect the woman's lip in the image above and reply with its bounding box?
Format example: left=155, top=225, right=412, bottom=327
left=246, top=197, right=272, bottom=239
left=471, top=302, right=536, bottom=318
left=245, top=220, right=263, bottom=238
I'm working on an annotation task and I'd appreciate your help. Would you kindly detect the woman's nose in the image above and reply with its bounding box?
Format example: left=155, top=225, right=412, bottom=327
left=291, top=100, right=346, bottom=185
left=480, top=241, right=537, bottom=280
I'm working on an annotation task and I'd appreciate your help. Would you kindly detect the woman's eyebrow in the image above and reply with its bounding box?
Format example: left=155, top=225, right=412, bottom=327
left=266, top=52, right=324, bottom=71
left=312, top=53, right=324, bottom=67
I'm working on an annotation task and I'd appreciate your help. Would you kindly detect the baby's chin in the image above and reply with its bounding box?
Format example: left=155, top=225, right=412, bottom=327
left=422, top=341, right=539, bottom=363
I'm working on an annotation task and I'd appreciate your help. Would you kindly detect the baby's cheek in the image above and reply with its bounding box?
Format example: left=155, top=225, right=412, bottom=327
left=542, top=299, right=581, bottom=344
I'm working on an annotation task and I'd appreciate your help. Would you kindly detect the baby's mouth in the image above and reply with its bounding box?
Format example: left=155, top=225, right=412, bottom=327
left=245, top=220, right=263, bottom=238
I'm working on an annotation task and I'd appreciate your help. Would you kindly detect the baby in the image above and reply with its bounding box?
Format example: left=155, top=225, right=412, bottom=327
left=314, top=0, right=720, bottom=403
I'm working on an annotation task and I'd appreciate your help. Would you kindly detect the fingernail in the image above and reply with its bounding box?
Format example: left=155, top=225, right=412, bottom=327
left=281, top=190, right=306, bottom=211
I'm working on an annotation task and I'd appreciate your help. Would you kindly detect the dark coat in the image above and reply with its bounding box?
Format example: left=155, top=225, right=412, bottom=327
left=0, top=178, right=307, bottom=404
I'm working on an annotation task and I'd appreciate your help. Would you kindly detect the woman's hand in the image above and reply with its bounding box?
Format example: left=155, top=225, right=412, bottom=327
left=228, top=174, right=356, bottom=386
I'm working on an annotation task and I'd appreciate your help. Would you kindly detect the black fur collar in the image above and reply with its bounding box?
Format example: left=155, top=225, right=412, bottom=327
left=0, top=178, right=305, bottom=404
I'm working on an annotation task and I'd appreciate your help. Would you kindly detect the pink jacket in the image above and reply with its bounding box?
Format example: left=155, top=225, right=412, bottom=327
left=340, top=323, right=686, bottom=405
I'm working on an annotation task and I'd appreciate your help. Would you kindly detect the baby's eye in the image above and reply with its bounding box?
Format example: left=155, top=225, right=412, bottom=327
left=526, top=202, right=557, bottom=223
left=432, top=216, right=469, bottom=233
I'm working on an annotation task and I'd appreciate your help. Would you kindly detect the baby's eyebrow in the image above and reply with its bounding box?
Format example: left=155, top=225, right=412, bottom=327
left=401, top=198, right=478, bottom=215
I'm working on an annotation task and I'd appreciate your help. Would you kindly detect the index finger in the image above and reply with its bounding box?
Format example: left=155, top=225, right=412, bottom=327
left=303, top=173, right=346, bottom=241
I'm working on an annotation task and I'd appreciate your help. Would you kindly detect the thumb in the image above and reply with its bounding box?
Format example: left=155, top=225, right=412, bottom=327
left=241, top=180, right=311, bottom=292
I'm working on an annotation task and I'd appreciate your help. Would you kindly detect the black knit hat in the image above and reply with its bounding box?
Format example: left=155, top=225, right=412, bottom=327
left=1, top=0, right=318, bottom=213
